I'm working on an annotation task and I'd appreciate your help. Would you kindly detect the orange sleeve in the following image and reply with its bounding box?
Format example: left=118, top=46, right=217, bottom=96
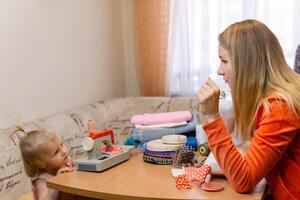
left=203, top=99, right=299, bottom=192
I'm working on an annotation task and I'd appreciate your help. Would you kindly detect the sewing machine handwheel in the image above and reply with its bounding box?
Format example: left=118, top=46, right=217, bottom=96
left=198, top=142, right=210, bottom=156
left=82, top=137, right=94, bottom=151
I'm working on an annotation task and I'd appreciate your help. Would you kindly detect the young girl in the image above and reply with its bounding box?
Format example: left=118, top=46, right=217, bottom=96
left=198, top=19, right=300, bottom=199
left=18, top=127, right=74, bottom=200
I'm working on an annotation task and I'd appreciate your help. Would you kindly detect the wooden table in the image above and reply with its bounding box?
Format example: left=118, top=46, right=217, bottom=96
left=47, top=149, right=267, bottom=200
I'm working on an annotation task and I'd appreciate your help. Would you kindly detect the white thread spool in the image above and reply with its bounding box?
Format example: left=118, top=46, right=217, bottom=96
left=219, top=99, right=234, bottom=133
left=196, top=124, right=207, bottom=146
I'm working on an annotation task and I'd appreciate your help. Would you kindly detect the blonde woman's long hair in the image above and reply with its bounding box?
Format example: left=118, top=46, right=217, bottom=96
left=16, top=125, right=58, bottom=177
left=218, top=19, right=300, bottom=140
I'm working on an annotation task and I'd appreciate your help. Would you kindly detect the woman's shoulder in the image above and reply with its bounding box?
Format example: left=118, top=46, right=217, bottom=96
left=263, top=94, right=295, bottom=109
left=262, top=94, right=294, bottom=113
left=265, top=94, right=285, bottom=102
left=262, top=94, right=300, bottom=126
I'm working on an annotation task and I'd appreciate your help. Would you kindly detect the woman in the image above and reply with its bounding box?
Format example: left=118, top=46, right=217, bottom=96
left=198, top=19, right=300, bottom=200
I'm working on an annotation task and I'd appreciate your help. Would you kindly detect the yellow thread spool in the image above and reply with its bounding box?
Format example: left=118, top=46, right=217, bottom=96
left=198, top=142, right=210, bottom=156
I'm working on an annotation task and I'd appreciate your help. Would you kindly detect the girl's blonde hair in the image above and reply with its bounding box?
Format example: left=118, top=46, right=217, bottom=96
left=218, top=19, right=300, bottom=140
left=16, top=125, right=58, bottom=177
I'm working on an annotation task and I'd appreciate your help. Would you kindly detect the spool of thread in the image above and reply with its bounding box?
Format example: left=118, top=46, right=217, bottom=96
left=186, top=137, right=197, bottom=150
left=198, top=142, right=210, bottom=156
left=219, top=99, right=234, bottom=133
left=87, top=120, right=95, bottom=136
left=196, top=124, right=208, bottom=146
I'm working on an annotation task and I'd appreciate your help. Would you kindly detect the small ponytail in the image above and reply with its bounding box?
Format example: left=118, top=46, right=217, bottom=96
left=12, top=122, right=45, bottom=140
left=8, top=122, right=26, bottom=146
left=13, top=123, right=26, bottom=133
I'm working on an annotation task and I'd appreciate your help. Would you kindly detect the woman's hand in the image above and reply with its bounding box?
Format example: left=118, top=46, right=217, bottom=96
left=197, top=79, right=221, bottom=124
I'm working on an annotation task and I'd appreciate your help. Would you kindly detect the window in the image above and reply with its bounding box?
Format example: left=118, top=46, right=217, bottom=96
left=168, top=0, right=300, bottom=96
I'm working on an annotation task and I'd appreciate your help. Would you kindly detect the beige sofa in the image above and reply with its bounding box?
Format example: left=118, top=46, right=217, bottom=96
left=0, top=97, right=198, bottom=200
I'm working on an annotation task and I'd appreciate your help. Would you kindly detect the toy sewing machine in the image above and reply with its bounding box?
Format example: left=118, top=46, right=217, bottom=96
left=75, top=121, right=133, bottom=172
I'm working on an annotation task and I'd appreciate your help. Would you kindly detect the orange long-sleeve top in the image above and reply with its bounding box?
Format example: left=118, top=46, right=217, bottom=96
left=203, top=95, right=300, bottom=200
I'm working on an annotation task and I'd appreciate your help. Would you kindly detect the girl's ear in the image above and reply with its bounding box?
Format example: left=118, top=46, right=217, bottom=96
left=34, top=160, right=46, bottom=169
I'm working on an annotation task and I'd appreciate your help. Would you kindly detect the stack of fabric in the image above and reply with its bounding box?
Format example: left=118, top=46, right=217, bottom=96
left=125, top=111, right=198, bottom=149
left=143, top=135, right=187, bottom=165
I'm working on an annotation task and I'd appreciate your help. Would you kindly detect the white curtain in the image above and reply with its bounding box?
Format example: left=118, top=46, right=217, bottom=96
left=167, top=0, right=300, bottom=96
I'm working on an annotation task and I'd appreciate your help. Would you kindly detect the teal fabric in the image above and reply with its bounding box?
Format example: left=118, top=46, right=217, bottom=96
left=124, top=136, right=140, bottom=146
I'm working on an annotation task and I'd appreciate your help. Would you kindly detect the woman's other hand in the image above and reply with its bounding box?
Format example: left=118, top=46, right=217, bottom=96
left=197, top=79, right=220, bottom=124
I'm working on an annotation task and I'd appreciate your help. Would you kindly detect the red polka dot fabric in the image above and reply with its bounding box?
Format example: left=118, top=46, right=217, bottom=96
left=175, top=164, right=211, bottom=189
left=101, top=143, right=123, bottom=154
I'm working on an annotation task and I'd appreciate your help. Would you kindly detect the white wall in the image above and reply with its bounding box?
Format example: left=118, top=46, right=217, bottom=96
left=0, top=0, right=127, bottom=129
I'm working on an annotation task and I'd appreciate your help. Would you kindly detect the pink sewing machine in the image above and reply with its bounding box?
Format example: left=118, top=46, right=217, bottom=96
left=75, top=122, right=133, bottom=172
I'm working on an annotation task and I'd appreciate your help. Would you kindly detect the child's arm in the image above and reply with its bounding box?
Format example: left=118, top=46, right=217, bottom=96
left=57, top=166, right=74, bottom=174
left=34, top=179, right=59, bottom=200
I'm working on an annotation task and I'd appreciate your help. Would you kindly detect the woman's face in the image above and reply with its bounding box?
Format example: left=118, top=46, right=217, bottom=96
left=218, top=44, right=232, bottom=88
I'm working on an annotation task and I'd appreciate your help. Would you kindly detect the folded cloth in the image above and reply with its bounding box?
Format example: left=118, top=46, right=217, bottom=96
left=131, top=111, right=192, bottom=125
left=135, top=121, right=188, bottom=129
left=132, top=112, right=198, bottom=142
left=132, top=128, right=175, bottom=143
left=204, top=153, right=223, bottom=175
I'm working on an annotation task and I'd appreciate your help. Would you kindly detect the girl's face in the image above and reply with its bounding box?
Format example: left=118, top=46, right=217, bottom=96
left=37, top=136, right=69, bottom=174
left=218, top=44, right=233, bottom=88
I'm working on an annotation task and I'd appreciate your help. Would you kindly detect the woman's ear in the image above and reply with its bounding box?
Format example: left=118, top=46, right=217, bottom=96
left=34, top=160, right=46, bottom=169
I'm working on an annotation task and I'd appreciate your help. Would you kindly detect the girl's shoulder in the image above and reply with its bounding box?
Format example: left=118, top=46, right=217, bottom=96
left=31, top=172, right=53, bottom=183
